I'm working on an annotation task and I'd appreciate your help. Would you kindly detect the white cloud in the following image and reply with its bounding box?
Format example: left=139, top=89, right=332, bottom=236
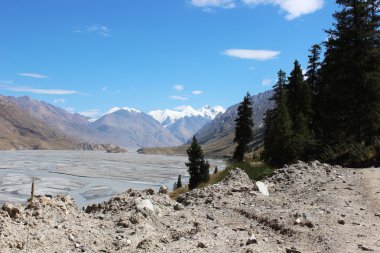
left=242, top=0, right=324, bottom=20
left=223, top=49, right=280, bottom=60
left=75, top=25, right=110, bottom=37
left=53, top=98, right=66, bottom=104
left=0, top=85, right=78, bottom=95
left=190, top=0, right=323, bottom=19
left=192, top=90, right=203, bottom=95
left=173, top=84, right=184, bottom=92
left=101, top=86, right=108, bottom=92
left=262, top=78, right=273, bottom=86
left=170, top=95, right=188, bottom=101
left=18, top=73, right=48, bottom=79
left=190, top=0, right=236, bottom=9
left=79, top=109, right=100, bottom=118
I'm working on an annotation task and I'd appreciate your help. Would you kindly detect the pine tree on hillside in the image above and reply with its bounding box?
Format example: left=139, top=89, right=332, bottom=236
left=287, top=60, right=313, bottom=125
left=306, top=44, right=323, bottom=138
left=306, top=44, right=322, bottom=95
left=263, top=70, right=296, bottom=166
left=287, top=60, right=314, bottom=158
left=320, top=0, right=380, bottom=144
left=186, top=136, right=210, bottom=190
left=233, top=93, right=254, bottom=161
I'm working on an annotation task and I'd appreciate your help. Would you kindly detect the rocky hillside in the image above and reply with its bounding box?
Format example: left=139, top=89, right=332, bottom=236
left=8, top=96, right=109, bottom=144
left=1, top=161, right=379, bottom=252
left=0, top=95, right=76, bottom=150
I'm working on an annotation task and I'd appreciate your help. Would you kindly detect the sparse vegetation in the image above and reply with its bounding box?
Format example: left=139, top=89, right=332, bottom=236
left=225, top=162, right=273, bottom=181
left=169, top=185, right=189, bottom=200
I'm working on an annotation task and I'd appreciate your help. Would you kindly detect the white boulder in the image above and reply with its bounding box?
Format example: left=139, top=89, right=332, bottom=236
left=255, top=181, right=269, bottom=196
left=134, top=198, right=154, bottom=213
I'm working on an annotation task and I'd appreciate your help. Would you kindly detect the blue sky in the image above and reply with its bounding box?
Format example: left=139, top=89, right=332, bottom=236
left=0, top=0, right=336, bottom=118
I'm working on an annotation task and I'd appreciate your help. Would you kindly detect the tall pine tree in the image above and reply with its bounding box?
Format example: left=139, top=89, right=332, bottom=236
left=186, top=136, right=210, bottom=190
left=306, top=44, right=323, bottom=139
left=233, top=93, right=254, bottom=161
left=263, top=70, right=296, bottom=166
left=306, top=44, right=322, bottom=95
left=321, top=0, right=380, bottom=145
left=286, top=60, right=314, bottom=159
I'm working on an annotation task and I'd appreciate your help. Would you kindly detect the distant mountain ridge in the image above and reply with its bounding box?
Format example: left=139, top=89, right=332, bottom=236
left=7, top=96, right=109, bottom=144
left=0, top=91, right=272, bottom=151
left=0, top=95, right=185, bottom=149
left=90, top=108, right=182, bottom=147
left=0, top=95, right=76, bottom=150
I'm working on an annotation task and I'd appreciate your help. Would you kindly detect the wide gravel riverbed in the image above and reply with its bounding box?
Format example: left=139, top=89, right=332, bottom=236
left=0, top=150, right=226, bottom=207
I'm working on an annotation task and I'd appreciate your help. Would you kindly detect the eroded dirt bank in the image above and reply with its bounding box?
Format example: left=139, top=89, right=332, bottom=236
left=1, top=161, right=379, bottom=252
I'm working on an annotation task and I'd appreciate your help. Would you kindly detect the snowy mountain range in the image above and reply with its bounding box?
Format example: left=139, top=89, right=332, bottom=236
left=89, top=104, right=225, bottom=144
left=0, top=92, right=272, bottom=150
left=149, top=105, right=225, bottom=127
left=148, top=105, right=226, bottom=142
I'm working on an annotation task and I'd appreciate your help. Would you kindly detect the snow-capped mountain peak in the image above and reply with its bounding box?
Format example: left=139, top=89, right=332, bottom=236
left=89, top=106, right=141, bottom=122
left=148, top=105, right=226, bottom=127
left=103, top=106, right=141, bottom=115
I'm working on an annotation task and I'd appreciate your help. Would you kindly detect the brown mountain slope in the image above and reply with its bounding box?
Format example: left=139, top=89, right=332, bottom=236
left=0, top=96, right=76, bottom=150
left=8, top=96, right=109, bottom=144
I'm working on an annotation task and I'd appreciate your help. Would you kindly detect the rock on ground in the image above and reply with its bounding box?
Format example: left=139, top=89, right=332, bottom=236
left=0, top=161, right=379, bottom=252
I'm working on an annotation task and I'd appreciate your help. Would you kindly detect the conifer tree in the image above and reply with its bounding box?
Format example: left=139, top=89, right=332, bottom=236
left=233, top=93, right=254, bottom=161
left=176, top=175, right=182, bottom=188
left=263, top=70, right=296, bottom=166
left=287, top=60, right=313, bottom=125
left=320, top=0, right=380, bottom=144
left=186, top=136, right=210, bottom=190
left=306, top=44, right=323, bottom=138
left=287, top=60, right=314, bottom=158
left=306, top=44, right=322, bottom=95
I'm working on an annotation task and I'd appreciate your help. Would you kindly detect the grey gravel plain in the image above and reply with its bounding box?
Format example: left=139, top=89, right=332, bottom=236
left=0, top=150, right=226, bottom=207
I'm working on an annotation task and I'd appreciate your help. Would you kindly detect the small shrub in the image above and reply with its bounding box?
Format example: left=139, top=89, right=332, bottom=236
left=321, top=141, right=375, bottom=167
left=227, top=162, right=273, bottom=181
left=176, top=175, right=182, bottom=188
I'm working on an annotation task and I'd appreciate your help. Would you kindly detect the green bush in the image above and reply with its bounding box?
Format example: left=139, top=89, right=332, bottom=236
left=374, top=137, right=380, bottom=153
left=321, top=141, right=374, bottom=167
left=225, top=162, right=273, bottom=181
